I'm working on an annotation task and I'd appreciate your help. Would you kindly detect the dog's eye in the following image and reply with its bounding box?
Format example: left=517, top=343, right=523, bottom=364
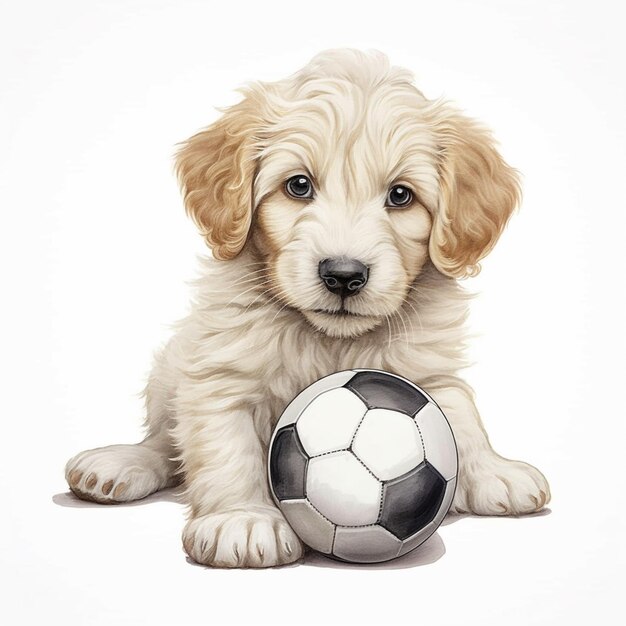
left=285, top=175, right=314, bottom=199
left=386, top=185, right=413, bottom=208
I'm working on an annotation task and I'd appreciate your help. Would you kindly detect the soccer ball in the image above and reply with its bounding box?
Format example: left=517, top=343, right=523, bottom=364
left=268, top=369, right=458, bottom=563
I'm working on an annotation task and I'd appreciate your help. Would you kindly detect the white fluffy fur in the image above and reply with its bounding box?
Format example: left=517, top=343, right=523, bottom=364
left=65, top=49, right=550, bottom=568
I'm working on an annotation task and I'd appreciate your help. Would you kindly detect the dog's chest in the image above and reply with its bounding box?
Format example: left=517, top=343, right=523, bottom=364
left=258, top=327, right=445, bottom=421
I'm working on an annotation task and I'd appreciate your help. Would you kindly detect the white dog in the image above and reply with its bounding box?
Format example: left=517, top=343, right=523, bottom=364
left=65, top=49, right=550, bottom=568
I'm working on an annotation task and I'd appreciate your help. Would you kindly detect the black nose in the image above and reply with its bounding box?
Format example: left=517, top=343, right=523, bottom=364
left=318, top=258, right=369, bottom=298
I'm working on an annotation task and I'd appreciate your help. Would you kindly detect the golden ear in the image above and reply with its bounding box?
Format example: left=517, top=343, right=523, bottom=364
left=175, top=94, right=262, bottom=260
left=429, top=110, right=521, bottom=278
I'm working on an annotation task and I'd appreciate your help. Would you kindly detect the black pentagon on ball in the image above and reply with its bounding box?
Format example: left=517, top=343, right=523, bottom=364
left=378, top=461, right=446, bottom=540
left=345, top=370, right=428, bottom=416
left=269, top=426, right=309, bottom=500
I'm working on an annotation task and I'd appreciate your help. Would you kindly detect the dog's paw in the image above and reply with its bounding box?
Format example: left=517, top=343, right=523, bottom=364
left=452, top=452, right=550, bottom=516
left=65, top=444, right=171, bottom=504
left=182, top=505, right=304, bottom=568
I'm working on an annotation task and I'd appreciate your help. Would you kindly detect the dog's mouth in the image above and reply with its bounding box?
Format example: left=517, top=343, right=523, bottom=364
left=310, top=307, right=371, bottom=318
left=301, top=305, right=383, bottom=338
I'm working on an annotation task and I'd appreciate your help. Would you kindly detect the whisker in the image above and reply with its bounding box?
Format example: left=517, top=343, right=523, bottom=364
left=385, top=313, right=392, bottom=350
left=388, top=312, right=401, bottom=345
left=270, top=300, right=292, bottom=325
left=394, top=308, right=409, bottom=344
left=205, top=270, right=272, bottom=297
left=403, top=299, right=423, bottom=334
left=242, top=287, right=283, bottom=314
left=229, top=268, right=271, bottom=288
left=225, top=279, right=275, bottom=307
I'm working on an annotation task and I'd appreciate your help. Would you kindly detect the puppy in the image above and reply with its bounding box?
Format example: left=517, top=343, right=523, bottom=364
left=65, top=49, right=550, bottom=568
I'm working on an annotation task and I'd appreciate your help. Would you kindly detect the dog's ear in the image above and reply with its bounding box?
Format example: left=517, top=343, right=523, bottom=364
left=429, top=109, right=521, bottom=278
left=175, top=93, right=264, bottom=260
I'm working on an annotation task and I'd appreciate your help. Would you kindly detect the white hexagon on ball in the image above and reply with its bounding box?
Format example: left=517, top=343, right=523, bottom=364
left=296, top=387, right=367, bottom=457
left=273, top=370, right=357, bottom=430
left=352, top=408, right=424, bottom=480
left=333, top=525, right=402, bottom=563
left=280, top=499, right=335, bottom=554
left=306, top=451, right=381, bottom=526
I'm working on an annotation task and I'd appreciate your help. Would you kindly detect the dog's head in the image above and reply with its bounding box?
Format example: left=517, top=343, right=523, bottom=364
left=176, top=49, right=520, bottom=338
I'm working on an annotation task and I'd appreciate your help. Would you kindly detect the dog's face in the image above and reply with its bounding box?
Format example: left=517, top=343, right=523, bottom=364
left=176, top=50, right=520, bottom=338
left=250, top=87, right=437, bottom=339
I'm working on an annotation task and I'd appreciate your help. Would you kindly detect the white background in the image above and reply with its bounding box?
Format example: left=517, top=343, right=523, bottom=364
left=1, top=0, right=624, bottom=624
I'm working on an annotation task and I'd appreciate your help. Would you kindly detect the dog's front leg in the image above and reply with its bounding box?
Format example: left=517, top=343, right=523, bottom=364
left=420, top=376, right=550, bottom=516
left=175, top=379, right=303, bottom=568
